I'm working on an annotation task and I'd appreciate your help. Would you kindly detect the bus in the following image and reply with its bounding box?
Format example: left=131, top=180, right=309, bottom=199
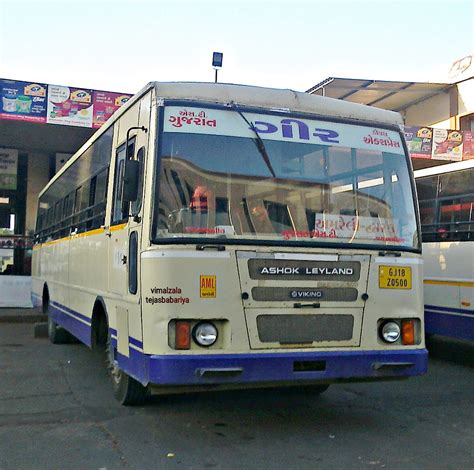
left=414, top=160, right=474, bottom=341
left=32, top=82, right=428, bottom=405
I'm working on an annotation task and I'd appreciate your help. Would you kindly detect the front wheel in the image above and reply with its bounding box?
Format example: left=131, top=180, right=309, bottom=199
left=106, top=333, right=147, bottom=406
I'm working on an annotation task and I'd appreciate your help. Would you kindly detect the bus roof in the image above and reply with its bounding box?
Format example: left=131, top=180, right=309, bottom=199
left=40, top=81, right=404, bottom=197
left=147, top=81, right=404, bottom=127
left=413, top=159, right=474, bottom=178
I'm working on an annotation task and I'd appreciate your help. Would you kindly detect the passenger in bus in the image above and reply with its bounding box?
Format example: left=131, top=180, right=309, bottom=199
left=189, top=185, right=215, bottom=229
left=189, top=185, right=215, bottom=212
left=250, top=204, right=272, bottom=233
left=437, top=227, right=449, bottom=240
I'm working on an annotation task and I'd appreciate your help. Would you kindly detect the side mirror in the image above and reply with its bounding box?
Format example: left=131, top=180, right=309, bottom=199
left=122, top=159, right=139, bottom=203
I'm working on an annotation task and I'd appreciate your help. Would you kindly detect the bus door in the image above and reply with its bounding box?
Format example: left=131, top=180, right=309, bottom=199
left=108, top=141, right=131, bottom=296
left=107, top=95, right=150, bottom=362
left=108, top=95, right=151, bottom=298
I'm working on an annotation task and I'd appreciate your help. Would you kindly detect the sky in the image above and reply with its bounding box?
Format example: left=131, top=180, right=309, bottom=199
left=0, top=0, right=473, bottom=95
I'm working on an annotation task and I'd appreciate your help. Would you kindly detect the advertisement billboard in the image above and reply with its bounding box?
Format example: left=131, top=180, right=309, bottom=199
left=0, top=149, right=18, bottom=190
left=92, top=91, right=131, bottom=128
left=46, top=85, right=94, bottom=127
left=0, top=79, right=48, bottom=123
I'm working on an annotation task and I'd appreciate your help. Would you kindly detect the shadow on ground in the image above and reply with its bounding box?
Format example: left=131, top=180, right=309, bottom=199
left=427, top=335, right=474, bottom=368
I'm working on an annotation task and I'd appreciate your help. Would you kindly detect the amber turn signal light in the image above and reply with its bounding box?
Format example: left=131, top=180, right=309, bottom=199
left=175, top=321, right=191, bottom=349
left=401, top=320, right=415, bottom=345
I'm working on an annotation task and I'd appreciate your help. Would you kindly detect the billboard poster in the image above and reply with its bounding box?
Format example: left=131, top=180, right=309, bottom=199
left=462, top=131, right=474, bottom=160
left=46, top=85, right=93, bottom=127
left=404, top=126, right=433, bottom=159
left=92, top=91, right=131, bottom=128
left=0, top=79, right=47, bottom=123
left=432, top=128, right=463, bottom=161
left=0, top=149, right=18, bottom=190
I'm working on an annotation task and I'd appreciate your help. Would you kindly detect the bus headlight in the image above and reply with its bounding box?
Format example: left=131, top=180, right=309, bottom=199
left=193, top=322, right=218, bottom=347
left=380, top=321, right=401, bottom=343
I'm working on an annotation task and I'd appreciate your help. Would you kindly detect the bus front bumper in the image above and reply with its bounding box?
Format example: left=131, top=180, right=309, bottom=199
left=122, top=349, right=428, bottom=386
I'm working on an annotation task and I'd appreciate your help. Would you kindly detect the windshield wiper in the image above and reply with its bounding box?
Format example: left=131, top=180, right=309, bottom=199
left=228, top=101, right=276, bottom=178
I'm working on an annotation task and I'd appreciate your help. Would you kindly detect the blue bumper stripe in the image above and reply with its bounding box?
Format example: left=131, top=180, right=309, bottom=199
left=44, top=299, right=428, bottom=387
left=118, top=348, right=428, bottom=387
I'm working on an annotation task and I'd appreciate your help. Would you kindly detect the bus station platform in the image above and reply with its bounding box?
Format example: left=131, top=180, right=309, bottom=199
left=0, top=307, right=46, bottom=323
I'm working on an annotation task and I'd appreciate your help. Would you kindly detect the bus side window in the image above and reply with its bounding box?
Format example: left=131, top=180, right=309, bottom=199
left=92, top=168, right=108, bottom=228
left=131, top=147, right=145, bottom=217
left=73, top=186, right=83, bottom=230
left=112, top=139, right=135, bottom=224
left=112, top=147, right=126, bottom=224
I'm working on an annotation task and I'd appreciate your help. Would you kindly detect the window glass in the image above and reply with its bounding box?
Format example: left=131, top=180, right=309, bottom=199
left=438, top=169, right=474, bottom=198
left=417, top=168, right=474, bottom=242
left=131, top=147, right=145, bottom=216
left=74, top=187, right=83, bottom=214
left=112, top=149, right=126, bottom=224
left=94, top=168, right=108, bottom=204
left=35, top=126, right=113, bottom=238
left=153, top=107, right=417, bottom=249
left=416, top=175, right=438, bottom=201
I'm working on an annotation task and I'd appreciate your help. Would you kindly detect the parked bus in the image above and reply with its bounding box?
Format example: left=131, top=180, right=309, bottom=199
left=32, top=82, right=427, bottom=405
left=414, top=160, right=474, bottom=341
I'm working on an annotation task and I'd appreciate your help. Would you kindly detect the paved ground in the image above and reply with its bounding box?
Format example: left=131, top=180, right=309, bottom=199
left=1, top=323, right=474, bottom=470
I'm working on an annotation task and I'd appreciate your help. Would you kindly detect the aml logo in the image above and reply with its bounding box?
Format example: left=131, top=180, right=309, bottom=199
left=290, top=290, right=323, bottom=299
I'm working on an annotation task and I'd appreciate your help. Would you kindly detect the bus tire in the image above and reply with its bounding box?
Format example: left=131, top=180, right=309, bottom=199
left=47, top=314, right=71, bottom=344
left=106, top=334, right=147, bottom=406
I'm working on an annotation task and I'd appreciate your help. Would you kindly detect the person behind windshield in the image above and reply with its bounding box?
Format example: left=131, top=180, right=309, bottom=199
left=188, top=185, right=215, bottom=230
left=189, top=185, right=215, bottom=212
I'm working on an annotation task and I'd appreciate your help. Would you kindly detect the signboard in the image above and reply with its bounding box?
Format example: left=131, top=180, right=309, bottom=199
left=404, top=126, right=433, bottom=159
left=47, top=85, right=94, bottom=127
left=405, top=126, right=473, bottom=161
left=200, top=275, right=216, bottom=298
left=463, top=131, right=474, bottom=160
left=0, top=149, right=18, bottom=190
left=92, top=91, right=130, bottom=128
left=282, top=214, right=402, bottom=243
left=164, top=107, right=406, bottom=155
left=432, top=128, right=463, bottom=161
left=0, top=79, right=47, bottom=123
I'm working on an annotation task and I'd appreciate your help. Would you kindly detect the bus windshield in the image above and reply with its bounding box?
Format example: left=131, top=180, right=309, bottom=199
left=153, top=105, right=418, bottom=249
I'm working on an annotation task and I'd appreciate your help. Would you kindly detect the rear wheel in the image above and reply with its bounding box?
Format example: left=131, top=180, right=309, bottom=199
left=106, top=332, right=147, bottom=406
left=45, top=294, right=71, bottom=344
left=47, top=313, right=72, bottom=344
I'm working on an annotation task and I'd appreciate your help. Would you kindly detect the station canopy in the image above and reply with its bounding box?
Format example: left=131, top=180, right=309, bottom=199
left=306, top=77, right=453, bottom=112
left=0, top=119, right=94, bottom=155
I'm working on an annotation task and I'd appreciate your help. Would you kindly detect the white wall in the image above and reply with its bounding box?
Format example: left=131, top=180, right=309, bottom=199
left=404, top=93, right=450, bottom=127
left=457, top=78, right=474, bottom=116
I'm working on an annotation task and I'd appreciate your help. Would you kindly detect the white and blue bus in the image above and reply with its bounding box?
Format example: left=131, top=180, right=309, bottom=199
left=415, top=160, right=474, bottom=341
left=32, top=82, right=428, bottom=405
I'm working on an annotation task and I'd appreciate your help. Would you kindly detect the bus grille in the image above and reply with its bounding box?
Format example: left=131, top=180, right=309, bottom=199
left=256, top=314, right=354, bottom=343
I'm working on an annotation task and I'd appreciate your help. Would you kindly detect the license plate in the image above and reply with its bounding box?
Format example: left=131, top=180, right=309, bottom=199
left=379, top=265, right=412, bottom=289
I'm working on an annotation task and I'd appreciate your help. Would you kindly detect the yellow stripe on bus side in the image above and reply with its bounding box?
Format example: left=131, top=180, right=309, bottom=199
left=33, top=224, right=126, bottom=249
left=41, top=235, right=72, bottom=247
left=110, top=223, right=128, bottom=232
left=75, top=227, right=105, bottom=239
left=424, top=279, right=474, bottom=288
